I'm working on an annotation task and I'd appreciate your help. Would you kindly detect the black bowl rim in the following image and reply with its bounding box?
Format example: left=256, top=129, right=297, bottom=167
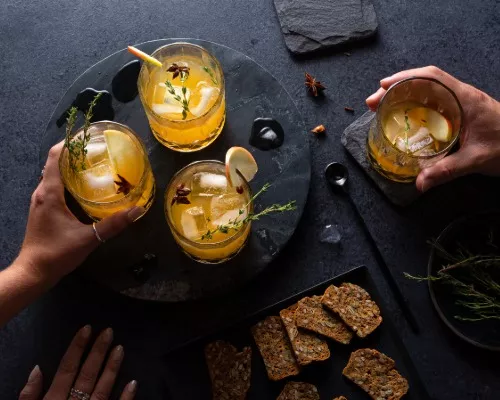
left=427, top=210, right=500, bottom=351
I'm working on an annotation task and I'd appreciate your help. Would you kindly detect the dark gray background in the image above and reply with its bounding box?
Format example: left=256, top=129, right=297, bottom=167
left=1, top=1, right=499, bottom=399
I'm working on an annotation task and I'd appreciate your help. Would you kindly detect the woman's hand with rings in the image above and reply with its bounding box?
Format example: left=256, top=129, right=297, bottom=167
left=18, top=326, right=137, bottom=400
left=16, top=142, right=144, bottom=287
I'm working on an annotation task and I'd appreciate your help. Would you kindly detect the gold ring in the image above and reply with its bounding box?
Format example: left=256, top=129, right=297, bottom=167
left=69, top=388, right=90, bottom=400
left=92, top=222, right=105, bottom=243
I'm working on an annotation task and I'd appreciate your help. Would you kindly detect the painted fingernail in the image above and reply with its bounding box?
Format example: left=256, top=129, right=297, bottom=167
left=380, top=76, right=391, bottom=84
left=127, top=380, right=138, bottom=393
left=114, top=345, right=124, bottom=360
left=128, top=206, right=145, bottom=222
left=82, top=325, right=92, bottom=338
left=103, top=327, right=114, bottom=342
left=28, top=365, right=41, bottom=383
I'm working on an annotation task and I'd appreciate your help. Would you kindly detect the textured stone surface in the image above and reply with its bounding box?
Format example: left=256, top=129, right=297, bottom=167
left=274, top=0, right=378, bottom=54
left=1, top=0, right=500, bottom=399
left=341, top=111, right=421, bottom=206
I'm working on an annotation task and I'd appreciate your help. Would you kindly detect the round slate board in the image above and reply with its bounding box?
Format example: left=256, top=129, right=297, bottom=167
left=428, top=212, right=500, bottom=351
left=39, top=39, right=311, bottom=302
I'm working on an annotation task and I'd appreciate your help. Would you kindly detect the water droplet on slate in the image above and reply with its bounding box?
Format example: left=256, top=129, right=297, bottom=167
left=249, top=118, right=284, bottom=151
left=112, top=60, right=141, bottom=103
left=57, top=88, right=114, bottom=127
left=320, top=224, right=342, bottom=245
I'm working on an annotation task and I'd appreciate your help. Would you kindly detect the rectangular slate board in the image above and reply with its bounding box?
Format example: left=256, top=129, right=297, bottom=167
left=163, top=266, right=430, bottom=399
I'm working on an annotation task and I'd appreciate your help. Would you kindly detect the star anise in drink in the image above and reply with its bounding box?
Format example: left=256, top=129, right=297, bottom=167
left=305, top=72, right=326, bottom=97
left=115, top=174, right=134, bottom=195
left=171, top=183, right=191, bottom=206
left=167, top=63, right=190, bottom=80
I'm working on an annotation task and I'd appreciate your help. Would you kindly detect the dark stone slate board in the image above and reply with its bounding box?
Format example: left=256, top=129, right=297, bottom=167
left=273, top=0, right=378, bottom=54
left=39, top=39, right=311, bottom=302
left=341, top=111, right=421, bottom=207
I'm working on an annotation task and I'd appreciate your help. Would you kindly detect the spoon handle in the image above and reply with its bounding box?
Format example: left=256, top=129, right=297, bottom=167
left=346, top=194, right=420, bottom=334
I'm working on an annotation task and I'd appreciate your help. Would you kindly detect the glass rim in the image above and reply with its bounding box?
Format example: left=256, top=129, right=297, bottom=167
left=376, top=76, right=464, bottom=159
left=138, top=41, right=225, bottom=124
left=59, top=120, right=151, bottom=206
left=165, top=160, right=253, bottom=249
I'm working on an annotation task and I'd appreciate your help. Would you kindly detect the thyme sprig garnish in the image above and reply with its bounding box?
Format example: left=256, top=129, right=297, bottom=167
left=202, top=66, right=218, bottom=85
left=405, top=240, right=500, bottom=322
left=403, top=109, right=411, bottom=151
left=166, top=63, right=190, bottom=120
left=200, top=183, right=296, bottom=240
left=64, top=92, right=103, bottom=172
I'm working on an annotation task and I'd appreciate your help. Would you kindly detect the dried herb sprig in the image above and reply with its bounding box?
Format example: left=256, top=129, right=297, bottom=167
left=64, top=92, right=103, bottom=172
left=166, top=63, right=190, bottom=119
left=202, top=66, right=218, bottom=85
left=405, top=240, right=500, bottom=322
left=200, top=183, right=296, bottom=240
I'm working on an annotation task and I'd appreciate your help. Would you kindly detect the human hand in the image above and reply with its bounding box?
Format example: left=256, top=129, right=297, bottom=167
left=366, top=66, right=500, bottom=192
left=16, top=142, right=144, bottom=286
left=19, top=326, right=137, bottom=400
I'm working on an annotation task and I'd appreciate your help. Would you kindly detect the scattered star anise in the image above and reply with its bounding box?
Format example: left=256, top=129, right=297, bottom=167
left=305, top=72, right=326, bottom=97
left=167, top=63, right=190, bottom=80
left=115, top=174, right=134, bottom=195
left=171, top=183, right=192, bottom=206
left=311, top=124, right=326, bottom=135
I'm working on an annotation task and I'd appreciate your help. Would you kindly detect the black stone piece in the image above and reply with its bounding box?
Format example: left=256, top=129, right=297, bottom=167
left=249, top=118, right=285, bottom=151
left=341, top=111, right=421, bottom=207
left=273, top=0, right=378, bottom=54
left=56, top=88, right=114, bottom=127
left=40, top=39, right=311, bottom=302
left=112, top=60, right=141, bottom=103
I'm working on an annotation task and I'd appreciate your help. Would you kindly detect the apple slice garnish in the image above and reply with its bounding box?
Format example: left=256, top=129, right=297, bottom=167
left=225, top=147, right=258, bottom=188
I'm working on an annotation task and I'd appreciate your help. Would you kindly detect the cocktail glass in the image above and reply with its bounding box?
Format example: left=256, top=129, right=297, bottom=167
left=165, top=160, right=252, bottom=264
left=59, top=121, right=155, bottom=220
left=367, top=77, right=463, bottom=182
left=138, top=42, right=226, bottom=152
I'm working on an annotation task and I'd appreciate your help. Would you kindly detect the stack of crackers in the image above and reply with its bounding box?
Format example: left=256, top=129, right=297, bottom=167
left=204, top=282, right=408, bottom=399
left=251, top=283, right=382, bottom=382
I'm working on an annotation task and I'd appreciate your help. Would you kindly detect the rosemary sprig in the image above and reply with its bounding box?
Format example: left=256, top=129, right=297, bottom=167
left=202, top=66, right=218, bottom=85
left=64, top=92, right=102, bottom=172
left=200, top=183, right=296, bottom=240
left=405, top=240, right=500, bottom=322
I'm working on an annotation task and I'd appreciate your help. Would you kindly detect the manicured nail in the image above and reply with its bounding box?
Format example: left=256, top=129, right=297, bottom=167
left=28, top=365, right=41, bottom=383
left=103, top=328, right=114, bottom=342
left=128, top=206, right=145, bottom=222
left=113, top=345, right=124, bottom=360
left=82, top=325, right=92, bottom=339
left=380, top=76, right=391, bottom=84
left=127, top=380, right=138, bottom=393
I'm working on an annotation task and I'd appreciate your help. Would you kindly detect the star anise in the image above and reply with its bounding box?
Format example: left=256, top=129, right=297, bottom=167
left=167, top=63, right=190, bottom=80
left=171, top=183, right=192, bottom=206
left=115, top=174, right=134, bottom=195
left=305, top=72, right=326, bottom=97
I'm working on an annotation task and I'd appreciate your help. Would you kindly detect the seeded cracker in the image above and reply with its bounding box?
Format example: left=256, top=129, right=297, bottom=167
left=205, top=340, right=252, bottom=400
left=295, top=296, right=353, bottom=344
left=251, top=316, right=300, bottom=381
left=276, top=381, right=320, bottom=400
left=279, top=304, right=330, bottom=366
left=322, top=283, right=382, bottom=338
left=343, top=348, right=409, bottom=400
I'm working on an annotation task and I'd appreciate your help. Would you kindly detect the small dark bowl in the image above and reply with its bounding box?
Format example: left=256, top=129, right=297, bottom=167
left=428, top=211, right=500, bottom=351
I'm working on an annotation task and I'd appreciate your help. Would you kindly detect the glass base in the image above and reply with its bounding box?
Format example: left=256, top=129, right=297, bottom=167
left=150, top=115, right=226, bottom=153
left=181, top=235, right=249, bottom=264
left=366, top=147, right=416, bottom=183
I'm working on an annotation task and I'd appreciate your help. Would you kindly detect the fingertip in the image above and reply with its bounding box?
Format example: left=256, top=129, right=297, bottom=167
left=81, top=324, right=92, bottom=339
left=127, top=206, right=146, bottom=222
left=127, top=380, right=138, bottom=394
left=28, top=365, right=42, bottom=383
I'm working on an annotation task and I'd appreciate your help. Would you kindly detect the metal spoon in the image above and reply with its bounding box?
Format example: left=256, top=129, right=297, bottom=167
left=325, top=162, right=420, bottom=333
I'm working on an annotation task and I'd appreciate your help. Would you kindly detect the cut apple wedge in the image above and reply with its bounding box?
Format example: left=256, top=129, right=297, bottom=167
left=127, top=46, right=163, bottom=68
left=426, top=108, right=452, bottom=142
left=225, top=147, right=258, bottom=187
left=408, top=107, right=452, bottom=142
